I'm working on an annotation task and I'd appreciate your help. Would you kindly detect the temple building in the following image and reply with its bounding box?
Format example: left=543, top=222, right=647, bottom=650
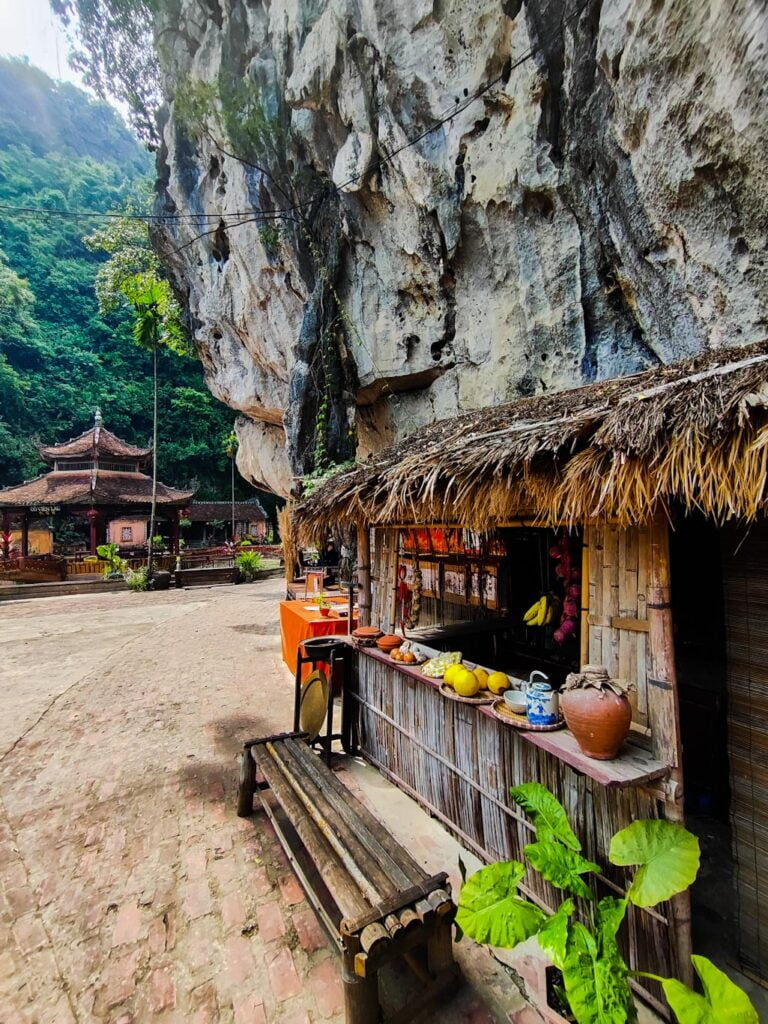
left=0, top=411, right=194, bottom=557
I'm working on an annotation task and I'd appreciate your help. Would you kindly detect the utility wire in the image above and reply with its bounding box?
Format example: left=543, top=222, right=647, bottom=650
left=0, top=0, right=591, bottom=230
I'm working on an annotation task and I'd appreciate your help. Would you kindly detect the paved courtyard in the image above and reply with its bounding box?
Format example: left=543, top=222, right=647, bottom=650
left=0, top=582, right=534, bottom=1024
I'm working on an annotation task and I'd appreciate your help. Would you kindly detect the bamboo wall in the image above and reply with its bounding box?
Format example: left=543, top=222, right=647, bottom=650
left=721, top=523, right=768, bottom=980
left=586, top=524, right=651, bottom=728
left=353, top=654, right=673, bottom=1008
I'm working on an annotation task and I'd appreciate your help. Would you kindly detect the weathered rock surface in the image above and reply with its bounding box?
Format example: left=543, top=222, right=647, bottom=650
left=151, top=0, right=768, bottom=496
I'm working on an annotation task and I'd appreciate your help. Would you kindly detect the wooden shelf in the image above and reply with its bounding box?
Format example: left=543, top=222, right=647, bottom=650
left=356, top=646, right=669, bottom=789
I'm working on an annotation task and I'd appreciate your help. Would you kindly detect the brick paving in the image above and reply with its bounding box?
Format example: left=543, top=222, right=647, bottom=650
left=0, top=583, right=519, bottom=1024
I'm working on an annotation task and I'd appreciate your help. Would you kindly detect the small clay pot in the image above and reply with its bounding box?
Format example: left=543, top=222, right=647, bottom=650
left=560, top=686, right=632, bottom=760
left=318, top=606, right=331, bottom=617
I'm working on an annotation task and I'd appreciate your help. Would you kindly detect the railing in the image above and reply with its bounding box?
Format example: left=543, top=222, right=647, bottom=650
left=54, top=461, right=139, bottom=472
left=0, top=556, right=67, bottom=581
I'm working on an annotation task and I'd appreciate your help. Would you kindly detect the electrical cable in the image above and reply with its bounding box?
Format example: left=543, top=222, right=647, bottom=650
left=0, top=0, right=592, bottom=230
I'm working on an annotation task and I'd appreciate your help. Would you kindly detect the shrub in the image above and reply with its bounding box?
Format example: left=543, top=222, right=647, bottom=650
left=125, top=566, right=149, bottom=592
left=236, top=550, right=264, bottom=581
left=96, top=542, right=127, bottom=578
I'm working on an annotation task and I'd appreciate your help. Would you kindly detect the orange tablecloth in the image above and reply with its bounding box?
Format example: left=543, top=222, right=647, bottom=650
left=279, top=598, right=357, bottom=675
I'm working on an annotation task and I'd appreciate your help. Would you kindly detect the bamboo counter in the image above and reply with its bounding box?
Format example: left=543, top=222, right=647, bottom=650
left=349, top=643, right=674, bottom=1013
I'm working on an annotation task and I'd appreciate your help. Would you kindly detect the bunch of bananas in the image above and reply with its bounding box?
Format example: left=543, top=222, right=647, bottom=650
left=523, top=595, right=555, bottom=627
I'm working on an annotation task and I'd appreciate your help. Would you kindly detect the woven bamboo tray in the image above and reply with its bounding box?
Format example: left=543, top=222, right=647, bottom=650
left=438, top=684, right=495, bottom=706
left=490, top=699, right=566, bottom=731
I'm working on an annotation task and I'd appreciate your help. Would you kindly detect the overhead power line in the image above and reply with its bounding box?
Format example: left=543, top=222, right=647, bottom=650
left=0, top=0, right=591, bottom=231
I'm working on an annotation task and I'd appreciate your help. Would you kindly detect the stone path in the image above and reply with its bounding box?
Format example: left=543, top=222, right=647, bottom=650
left=0, top=583, right=526, bottom=1024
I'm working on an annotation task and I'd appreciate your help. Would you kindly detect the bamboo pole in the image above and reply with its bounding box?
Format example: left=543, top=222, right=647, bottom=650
left=647, top=517, right=693, bottom=986
left=357, top=524, right=372, bottom=627
left=580, top=522, right=590, bottom=668
left=389, top=529, right=400, bottom=634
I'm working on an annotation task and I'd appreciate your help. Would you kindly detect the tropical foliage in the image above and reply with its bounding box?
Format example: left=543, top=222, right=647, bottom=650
left=0, top=57, right=252, bottom=499
left=235, top=550, right=264, bottom=581
left=456, top=782, right=758, bottom=1024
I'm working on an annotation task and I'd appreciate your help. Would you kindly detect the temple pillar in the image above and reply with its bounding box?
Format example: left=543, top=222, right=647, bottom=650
left=20, top=513, right=29, bottom=557
left=86, top=509, right=99, bottom=555
left=2, top=512, right=10, bottom=559
left=170, top=511, right=180, bottom=556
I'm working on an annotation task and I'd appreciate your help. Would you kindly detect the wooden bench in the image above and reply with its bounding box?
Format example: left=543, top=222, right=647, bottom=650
left=237, top=732, right=458, bottom=1023
left=174, top=566, right=239, bottom=588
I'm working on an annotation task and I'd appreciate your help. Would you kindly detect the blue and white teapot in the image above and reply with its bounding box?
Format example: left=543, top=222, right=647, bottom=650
left=525, top=670, right=560, bottom=725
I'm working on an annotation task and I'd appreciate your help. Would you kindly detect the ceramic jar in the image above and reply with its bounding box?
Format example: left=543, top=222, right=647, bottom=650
left=560, top=665, right=632, bottom=759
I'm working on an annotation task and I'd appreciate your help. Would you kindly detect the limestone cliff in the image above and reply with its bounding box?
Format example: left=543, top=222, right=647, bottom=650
left=150, top=0, right=768, bottom=496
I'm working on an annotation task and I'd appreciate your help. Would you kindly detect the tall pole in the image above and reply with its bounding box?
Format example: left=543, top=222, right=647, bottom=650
left=147, top=325, right=159, bottom=578
left=231, top=451, right=235, bottom=544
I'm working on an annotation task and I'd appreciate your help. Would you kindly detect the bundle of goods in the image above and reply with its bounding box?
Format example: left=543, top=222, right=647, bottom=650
left=390, top=640, right=428, bottom=665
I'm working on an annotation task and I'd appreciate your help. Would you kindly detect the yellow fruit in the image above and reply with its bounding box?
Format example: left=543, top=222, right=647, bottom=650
left=487, top=671, right=511, bottom=695
left=453, top=668, right=480, bottom=698
left=444, top=663, right=464, bottom=687
left=473, top=667, right=489, bottom=690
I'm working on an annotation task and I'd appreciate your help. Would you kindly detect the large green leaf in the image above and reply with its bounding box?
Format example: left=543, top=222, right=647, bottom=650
left=456, top=860, right=546, bottom=949
left=662, top=955, right=759, bottom=1024
left=536, top=898, right=574, bottom=969
left=511, top=782, right=581, bottom=851
left=525, top=841, right=600, bottom=900
left=609, top=820, right=700, bottom=908
left=562, top=922, right=635, bottom=1024
left=595, top=897, right=627, bottom=958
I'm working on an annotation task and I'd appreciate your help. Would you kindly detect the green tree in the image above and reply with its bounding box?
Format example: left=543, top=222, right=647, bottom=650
left=0, top=57, right=257, bottom=500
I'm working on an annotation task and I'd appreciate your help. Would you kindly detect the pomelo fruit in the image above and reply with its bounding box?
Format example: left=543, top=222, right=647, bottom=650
left=444, top=663, right=464, bottom=687
left=453, top=668, right=480, bottom=698
left=473, top=667, right=489, bottom=690
left=487, top=671, right=511, bottom=695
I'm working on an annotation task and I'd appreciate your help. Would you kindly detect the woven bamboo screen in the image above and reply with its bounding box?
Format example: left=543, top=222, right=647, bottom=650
left=586, top=524, right=652, bottom=728
left=722, top=524, right=768, bottom=981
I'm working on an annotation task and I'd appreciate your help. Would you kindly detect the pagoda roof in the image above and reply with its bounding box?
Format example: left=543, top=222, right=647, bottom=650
left=38, top=421, right=151, bottom=462
left=0, top=470, right=193, bottom=509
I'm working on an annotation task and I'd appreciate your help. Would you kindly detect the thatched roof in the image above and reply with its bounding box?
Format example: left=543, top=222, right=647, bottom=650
left=295, top=341, right=768, bottom=536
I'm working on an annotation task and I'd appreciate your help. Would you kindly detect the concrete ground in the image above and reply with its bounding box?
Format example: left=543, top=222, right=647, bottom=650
left=0, top=582, right=539, bottom=1024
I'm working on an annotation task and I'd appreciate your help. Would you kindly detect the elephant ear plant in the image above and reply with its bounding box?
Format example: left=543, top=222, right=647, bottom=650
left=456, top=782, right=759, bottom=1024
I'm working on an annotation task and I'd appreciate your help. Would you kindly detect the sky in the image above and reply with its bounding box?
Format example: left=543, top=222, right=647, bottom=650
left=0, top=0, right=85, bottom=88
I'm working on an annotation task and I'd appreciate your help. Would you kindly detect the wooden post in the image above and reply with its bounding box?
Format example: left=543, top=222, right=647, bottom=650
left=357, top=524, right=372, bottom=627
left=389, top=529, right=400, bottom=634
left=580, top=522, right=590, bottom=668
left=1, top=512, right=10, bottom=559
left=237, top=748, right=256, bottom=818
left=170, top=511, right=180, bottom=556
left=647, top=517, right=693, bottom=985
left=86, top=509, right=99, bottom=555
left=20, top=512, right=29, bottom=557
left=426, top=919, right=455, bottom=976
left=342, top=948, right=379, bottom=1024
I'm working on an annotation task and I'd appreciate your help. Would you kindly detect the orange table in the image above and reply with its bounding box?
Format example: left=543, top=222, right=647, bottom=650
left=279, top=598, right=357, bottom=675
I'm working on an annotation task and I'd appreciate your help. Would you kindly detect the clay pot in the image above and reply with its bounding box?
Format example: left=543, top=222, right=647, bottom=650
left=376, top=634, right=403, bottom=653
left=560, top=686, right=632, bottom=760
left=318, top=606, right=331, bottom=617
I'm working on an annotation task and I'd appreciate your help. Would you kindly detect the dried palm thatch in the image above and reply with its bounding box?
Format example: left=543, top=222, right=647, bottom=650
left=277, top=502, right=297, bottom=585
left=295, top=341, right=768, bottom=538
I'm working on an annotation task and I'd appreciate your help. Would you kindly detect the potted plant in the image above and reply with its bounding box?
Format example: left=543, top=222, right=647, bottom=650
left=96, top=543, right=127, bottom=580
left=236, top=550, right=264, bottom=582
left=313, top=591, right=331, bottom=617
left=456, top=782, right=759, bottom=1024
left=560, top=665, right=633, bottom=759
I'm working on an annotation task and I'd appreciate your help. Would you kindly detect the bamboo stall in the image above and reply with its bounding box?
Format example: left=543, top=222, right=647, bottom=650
left=294, top=341, right=768, bottom=1011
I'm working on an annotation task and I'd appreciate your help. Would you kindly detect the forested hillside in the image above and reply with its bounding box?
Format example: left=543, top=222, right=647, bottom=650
left=0, top=57, right=253, bottom=500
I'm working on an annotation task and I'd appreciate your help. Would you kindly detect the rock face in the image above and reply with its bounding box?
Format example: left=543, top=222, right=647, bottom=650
left=151, top=0, right=768, bottom=496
